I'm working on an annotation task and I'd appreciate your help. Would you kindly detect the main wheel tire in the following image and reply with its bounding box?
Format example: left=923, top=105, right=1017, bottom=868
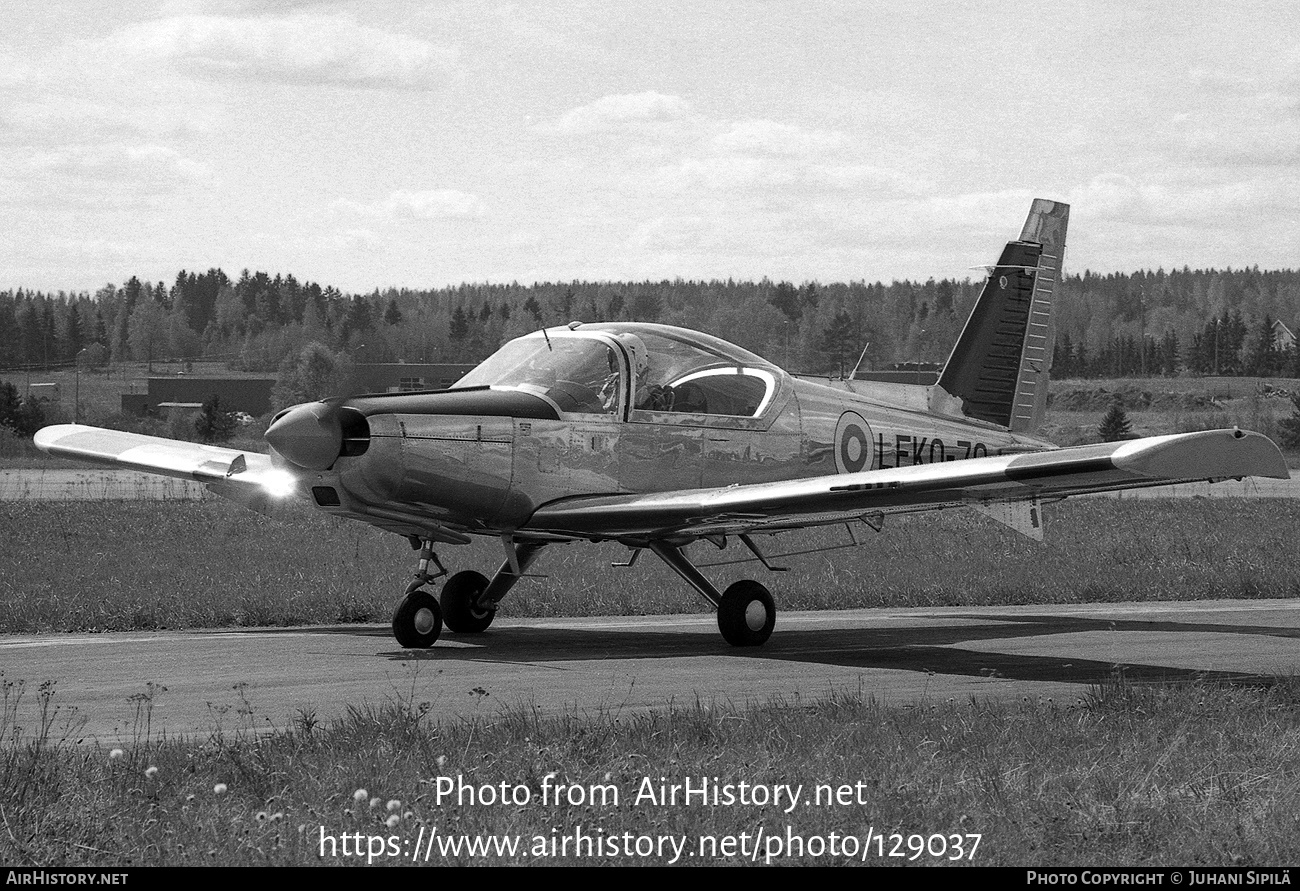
left=441, top=570, right=495, bottom=634
left=393, top=588, right=442, bottom=648
left=717, top=580, right=775, bottom=647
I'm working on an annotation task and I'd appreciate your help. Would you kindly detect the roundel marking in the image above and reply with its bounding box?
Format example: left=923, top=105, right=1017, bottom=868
left=834, top=411, right=874, bottom=475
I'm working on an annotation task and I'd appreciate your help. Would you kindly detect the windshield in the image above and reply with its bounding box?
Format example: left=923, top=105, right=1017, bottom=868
left=454, top=336, right=621, bottom=414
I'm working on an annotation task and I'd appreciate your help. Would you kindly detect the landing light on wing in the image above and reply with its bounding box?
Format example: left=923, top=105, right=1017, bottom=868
left=259, top=468, right=299, bottom=498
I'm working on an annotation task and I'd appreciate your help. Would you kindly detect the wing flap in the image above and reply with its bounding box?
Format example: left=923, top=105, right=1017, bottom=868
left=525, top=428, right=1288, bottom=538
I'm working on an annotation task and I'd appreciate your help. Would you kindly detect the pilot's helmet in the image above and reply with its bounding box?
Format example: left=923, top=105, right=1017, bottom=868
left=616, top=333, right=649, bottom=376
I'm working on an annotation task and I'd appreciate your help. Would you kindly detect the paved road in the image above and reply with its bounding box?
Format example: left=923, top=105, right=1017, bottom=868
left=0, top=469, right=204, bottom=501
left=5, top=599, right=1300, bottom=745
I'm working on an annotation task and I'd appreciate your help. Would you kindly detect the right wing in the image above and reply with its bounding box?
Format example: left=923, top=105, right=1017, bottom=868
left=525, top=428, right=1290, bottom=540
left=33, top=423, right=301, bottom=513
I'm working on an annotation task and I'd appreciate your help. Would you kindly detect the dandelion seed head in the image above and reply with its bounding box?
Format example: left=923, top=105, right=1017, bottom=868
left=436, top=755, right=446, bottom=768
left=386, top=799, right=401, bottom=812
left=213, top=783, right=227, bottom=795
left=353, top=788, right=369, bottom=802
left=145, top=766, right=158, bottom=779
left=385, top=814, right=400, bottom=829
left=109, top=749, right=124, bottom=760
left=369, top=796, right=382, bottom=809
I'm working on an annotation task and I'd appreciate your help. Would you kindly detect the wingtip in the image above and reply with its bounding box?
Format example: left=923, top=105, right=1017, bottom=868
left=33, top=424, right=72, bottom=453
left=1113, top=428, right=1290, bottom=481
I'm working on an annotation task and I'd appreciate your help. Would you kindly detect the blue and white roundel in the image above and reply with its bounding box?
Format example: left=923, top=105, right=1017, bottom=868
left=834, top=411, right=874, bottom=475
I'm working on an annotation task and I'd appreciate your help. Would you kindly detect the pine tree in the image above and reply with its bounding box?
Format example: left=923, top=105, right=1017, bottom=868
left=1277, top=393, right=1300, bottom=448
left=194, top=395, right=237, bottom=443
left=1098, top=398, right=1133, bottom=442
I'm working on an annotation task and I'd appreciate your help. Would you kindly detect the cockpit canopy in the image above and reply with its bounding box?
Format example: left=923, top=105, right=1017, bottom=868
left=453, top=323, right=781, bottom=419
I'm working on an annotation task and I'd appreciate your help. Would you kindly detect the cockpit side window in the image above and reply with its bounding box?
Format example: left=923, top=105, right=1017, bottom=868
left=631, top=332, right=776, bottom=419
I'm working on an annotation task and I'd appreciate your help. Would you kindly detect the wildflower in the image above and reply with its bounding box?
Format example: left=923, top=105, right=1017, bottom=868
left=353, top=788, right=369, bottom=802
left=109, top=749, right=124, bottom=760
left=385, top=814, right=400, bottom=829
left=436, top=755, right=446, bottom=768
left=272, top=813, right=284, bottom=822
left=145, top=766, right=158, bottom=779
left=214, top=783, right=227, bottom=795
left=256, top=811, right=268, bottom=823
left=386, top=799, right=401, bottom=812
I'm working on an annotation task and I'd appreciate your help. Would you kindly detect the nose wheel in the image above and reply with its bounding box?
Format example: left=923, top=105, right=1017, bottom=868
left=392, top=587, right=443, bottom=648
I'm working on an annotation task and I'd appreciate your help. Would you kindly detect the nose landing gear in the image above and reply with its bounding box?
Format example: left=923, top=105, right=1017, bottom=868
left=392, top=539, right=448, bottom=649
left=390, top=537, right=549, bottom=648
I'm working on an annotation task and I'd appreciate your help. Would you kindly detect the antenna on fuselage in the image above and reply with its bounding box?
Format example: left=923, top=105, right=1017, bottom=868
left=848, top=342, right=871, bottom=380
left=541, top=326, right=553, bottom=351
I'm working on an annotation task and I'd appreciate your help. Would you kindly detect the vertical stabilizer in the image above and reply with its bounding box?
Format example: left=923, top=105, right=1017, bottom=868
left=933, top=199, right=1069, bottom=432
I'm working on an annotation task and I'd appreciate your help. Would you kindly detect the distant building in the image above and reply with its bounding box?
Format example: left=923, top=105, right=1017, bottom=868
left=352, top=363, right=476, bottom=394
left=123, top=377, right=276, bottom=417
left=1273, top=320, right=1296, bottom=352
left=27, top=382, right=60, bottom=403
left=853, top=362, right=942, bottom=386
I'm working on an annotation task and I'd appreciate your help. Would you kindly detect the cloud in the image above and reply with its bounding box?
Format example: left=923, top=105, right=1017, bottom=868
left=387, top=189, right=485, bottom=220
left=553, top=92, right=691, bottom=134
left=1068, top=171, right=1297, bottom=228
left=333, top=189, right=486, bottom=221
left=711, top=120, right=846, bottom=156
left=2, top=97, right=221, bottom=142
left=105, top=14, right=458, bottom=90
left=25, top=143, right=210, bottom=197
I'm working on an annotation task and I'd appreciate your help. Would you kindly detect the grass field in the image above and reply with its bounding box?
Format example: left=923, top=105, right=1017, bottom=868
left=1, top=497, right=1298, bottom=633
left=2, top=675, right=1298, bottom=865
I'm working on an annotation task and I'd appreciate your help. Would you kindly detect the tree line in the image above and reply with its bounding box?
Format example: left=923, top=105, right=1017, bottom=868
left=3, top=265, right=1300, bottom=380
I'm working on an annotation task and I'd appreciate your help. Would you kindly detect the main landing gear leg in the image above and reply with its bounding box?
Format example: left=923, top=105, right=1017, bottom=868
left=441, top=540, right=549, bottom=634
left=392, top=539, right=448, bottom=649
left=647, top=542, right=776, bottom=647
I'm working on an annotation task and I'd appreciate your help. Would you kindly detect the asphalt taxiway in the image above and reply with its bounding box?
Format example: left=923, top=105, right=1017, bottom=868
left=4, top=599, right=1300, bottom=744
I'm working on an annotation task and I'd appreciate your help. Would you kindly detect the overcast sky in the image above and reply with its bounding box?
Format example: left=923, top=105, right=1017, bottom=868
left=2, top=1, right=1297, bottom=295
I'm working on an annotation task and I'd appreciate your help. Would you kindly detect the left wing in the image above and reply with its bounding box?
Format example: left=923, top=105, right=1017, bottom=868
left=525, top=428, right=1289, bottom=540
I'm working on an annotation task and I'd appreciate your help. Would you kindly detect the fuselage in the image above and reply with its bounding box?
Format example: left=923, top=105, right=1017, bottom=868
left=266, top=323, right=1055, bottom=541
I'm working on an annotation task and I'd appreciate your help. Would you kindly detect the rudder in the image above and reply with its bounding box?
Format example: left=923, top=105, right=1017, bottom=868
left=933, top=199, right=1069, bottom=432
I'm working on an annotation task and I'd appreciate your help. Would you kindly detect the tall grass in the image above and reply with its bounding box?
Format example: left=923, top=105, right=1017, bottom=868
left=1, top=498, right=1298, bottom=634
left=2, top=675, right=1299, bottom=865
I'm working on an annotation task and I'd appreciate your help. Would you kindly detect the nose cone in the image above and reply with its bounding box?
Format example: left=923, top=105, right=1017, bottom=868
left=265, top=402, right=342, bottom=470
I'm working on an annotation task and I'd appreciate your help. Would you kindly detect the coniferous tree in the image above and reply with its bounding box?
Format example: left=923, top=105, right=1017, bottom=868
left=1099, top=398, right=1133, bottom=442
left=194, top=395, right=237, bottom=443
left=1277, top=393, right=1300, bottom=448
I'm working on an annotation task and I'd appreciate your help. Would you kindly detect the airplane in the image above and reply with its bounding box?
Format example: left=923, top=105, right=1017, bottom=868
left=34, top=199, right=1290, bottom=649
